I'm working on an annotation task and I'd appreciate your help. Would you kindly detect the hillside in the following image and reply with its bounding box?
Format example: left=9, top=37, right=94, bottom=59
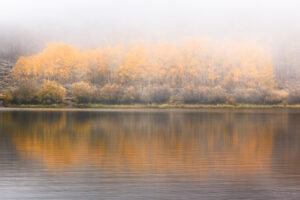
left=0, top=59, right=14, bottom=93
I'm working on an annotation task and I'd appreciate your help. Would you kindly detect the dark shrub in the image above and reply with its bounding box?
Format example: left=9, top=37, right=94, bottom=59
left=38, top=81, right=66, bottom=104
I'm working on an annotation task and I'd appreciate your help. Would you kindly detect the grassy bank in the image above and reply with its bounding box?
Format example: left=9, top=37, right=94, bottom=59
left=3, top=103, right=300, bottom=109
left=3, top=104, right=67, bottom=108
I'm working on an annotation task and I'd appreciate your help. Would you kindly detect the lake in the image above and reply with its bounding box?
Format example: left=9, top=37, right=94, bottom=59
left=0, top=108, right=300, bottom=199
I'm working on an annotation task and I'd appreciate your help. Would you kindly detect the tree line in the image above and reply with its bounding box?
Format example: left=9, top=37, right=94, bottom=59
left=4, top=40, right=300, bottom=105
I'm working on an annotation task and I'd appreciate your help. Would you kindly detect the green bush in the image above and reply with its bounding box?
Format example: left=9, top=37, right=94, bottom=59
left=98, top=84, right=141, bottom=104
left=180, top=86, right=202, bottom=104
left=71, top=82, right=95, bottom=103
left=4, top=84, right=39, bottom=104
left=100, top=84, right=123, bottom=104
left=121, top=86, right=140, bottom=104
left=287, top=89, right=300, bottom=104
left=149, top=86, right=171, bottom=103
left=232, top=88, right=263, bottom=104
left=203, top=86, right=227, bottom=104
left=265, top=89, right=288, bottom=104
left=38, top=81, right=66, bottom=104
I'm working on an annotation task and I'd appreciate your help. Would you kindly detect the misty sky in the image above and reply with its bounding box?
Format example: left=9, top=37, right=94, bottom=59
left=0, top=0, right=300, bottom=46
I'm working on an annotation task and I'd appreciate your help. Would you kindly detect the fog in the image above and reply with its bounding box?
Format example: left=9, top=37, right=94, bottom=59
left=1, top=0, right=300, bottom=46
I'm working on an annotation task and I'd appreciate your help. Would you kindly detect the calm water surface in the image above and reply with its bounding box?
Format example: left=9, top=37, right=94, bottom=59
left=0, top=108, right=300, bottom=200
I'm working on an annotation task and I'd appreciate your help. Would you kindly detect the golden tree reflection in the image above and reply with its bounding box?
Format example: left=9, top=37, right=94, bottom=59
left=1, top=111, right=278, bottom=176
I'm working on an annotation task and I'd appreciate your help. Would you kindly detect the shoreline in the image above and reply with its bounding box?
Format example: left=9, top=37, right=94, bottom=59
left=1, top=104, right=300, bottom=109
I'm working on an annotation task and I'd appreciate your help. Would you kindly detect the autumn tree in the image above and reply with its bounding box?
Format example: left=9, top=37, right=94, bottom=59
left=9, top=39, right=290, bottom=105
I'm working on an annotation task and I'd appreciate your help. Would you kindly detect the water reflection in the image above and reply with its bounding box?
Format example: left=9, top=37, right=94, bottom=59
left=0, top=110, right=281, bottom=176
left=1, top=109, right=300, bottom=199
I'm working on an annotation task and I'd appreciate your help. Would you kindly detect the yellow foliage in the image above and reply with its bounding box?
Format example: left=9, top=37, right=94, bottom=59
left=38, top=80, right=66, bottom=104
left=11, top=39, right=278, bottom=104
left=71, top=82, right=94, bottom=103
